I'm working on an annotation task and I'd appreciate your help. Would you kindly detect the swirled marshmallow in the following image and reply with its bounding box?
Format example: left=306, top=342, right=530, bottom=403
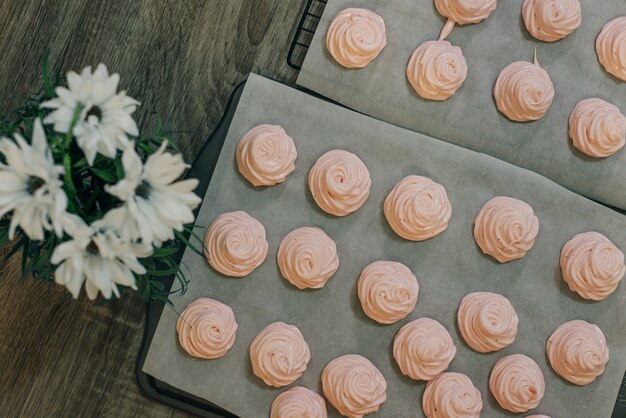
left=277, top=227, right=339, bottom=289
left=308, top=150, right=371, bottom=217
left=250, top=322, right=310, bottom=387
left=270, top=386, right=327, bottom=418
left=473, top=196, right=539, bottom=263
left=494, top=55, right=555, bottom=122
left=522, top=0, right=581, bottom=42
left=236, top=124, right=297, bottom=187
left=560, top=231, right=625, bottom=300
left=457, top=292, right=519, bottom=353
left=358, top=261, right=419, bottom=324
left=384, top=175, right=452, bottom=240
left=204, top=211, right=269, bottom=277
left=569, top=98, right=626, bottom=158
left=422, top=372, right=483, bottom=418
left=596, top=16, right=626, bottom=81
left=322, top=354, right=387, bottom=418
left=546, top=319, right=609, bottom=385
left=393, top=318, right=456, bottom=381
left=326, top=8, right=386, bottom=69
left=406, top=24, right=468, bottom=101
left=176, top=298, right=237, bottom=359
left=489, top=354, right=545, bottom=413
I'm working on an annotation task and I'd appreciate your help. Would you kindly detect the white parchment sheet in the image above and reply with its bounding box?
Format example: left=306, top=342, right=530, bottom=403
left=144, top=74, right=626, bottom=418
left=297, top=0, right=626, bottom=211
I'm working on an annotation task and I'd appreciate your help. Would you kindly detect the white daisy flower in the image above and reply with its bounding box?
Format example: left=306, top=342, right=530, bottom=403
left=51, top=214, right=148, bottom=300
left=0, top=118, right=67, bottom=240
left=104, top=142, right=201, bottom=247
left=42, top=63, right=140, bottom=165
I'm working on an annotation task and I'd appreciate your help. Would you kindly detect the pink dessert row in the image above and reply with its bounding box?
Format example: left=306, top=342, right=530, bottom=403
left=176, top=293, right=608, bottom=417
left=217, top=123, right=625, bottom=302
left=325, top=5, right=626, bottom=158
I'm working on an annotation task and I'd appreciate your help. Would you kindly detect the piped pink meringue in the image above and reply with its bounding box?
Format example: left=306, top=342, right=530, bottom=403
left=522, top=0, right=581, bottom=42
left=547, top=320, right=609, bottom=385
left=270, top=386, right=328, bottom=418
left=176, top=298, right=237, bottom=359
left=358, top=260, right=419, bottom=324
left=494, top=54, right=555, bottom=122
left=406, top=23, right=468, bottom=101
left=457, top=292, right=519, bottom=353
left=308, top=150, right=371, bottom=217
left=596, top=16, right=626, bottom=81
left=277, top=227, right=339, bottom=289
left=384, top=175, right=452, bottom=241
left=434, top=0, right=497, bottom=25
left=236, top=124, right=297, bottom=187
left=560, top=231, right=625, bottom=300
left=422, top=372, right=483, bottom=418
left=569, top=98, right=626, bottom=158
left=326, top=8, right=386, bottom=69
left=204, top=211, right=269, bottom=277
left=322, top=354, right=387, bottom=418
left=489, top=354, right=545, bottom=413
left=393, top=318, right=456, bottom=381
left=250, top=322, right=310, bottom=387
left=473, top=196, right=539, bottom=263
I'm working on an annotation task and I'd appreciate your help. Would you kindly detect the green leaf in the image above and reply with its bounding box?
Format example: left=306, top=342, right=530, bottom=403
left=152, top=246, right=178, bottom=258
left=183, top=225, right=206, bottom=253
left=0, top=225, right=9, bottom=249
left=137, top=142, right=153, bottom=156
left=33, top=249, right=52, bottom=275
left=155, top=116, right=163, bottom=136
left=146, top=266, right=180, bottom=276
left=114, top=158, right=124, bottom=178
left=174, top=230, right=204, bottom=256
left=150, top=280, right=165, bottom=292
left=72, top=157, right=88, bottom=169
left=178, top=258, right=192, bottom=276
left=153, top=137, right=180, bottom=153
left=157, top=293, right=175, bottom=307
left=19, top=237, right=31, bottom=281
left=142, top=281, right=151, bottom=298
left=174, top=270, right=189, bottom=295
left=41, top=52, right=55, bottom=99
left=161, top=256, right=181, bottom=274
left=90, top=167, right=116, bottom=183
left=32, top=235, right=55, bottom=274
left=3, top=236, right=25, bottom=263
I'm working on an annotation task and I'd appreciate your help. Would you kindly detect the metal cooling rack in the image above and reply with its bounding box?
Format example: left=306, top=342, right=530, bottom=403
left=287, top=0, right=327, bottom=70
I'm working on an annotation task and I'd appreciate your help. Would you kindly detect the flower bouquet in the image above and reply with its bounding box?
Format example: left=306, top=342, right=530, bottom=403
left=0, top=58, right=202, bottom=304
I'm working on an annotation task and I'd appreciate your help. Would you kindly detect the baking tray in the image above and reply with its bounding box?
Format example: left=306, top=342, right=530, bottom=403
left=296, top=0, right=626, bottom=212
left=135, top=77, right=626, bottom=418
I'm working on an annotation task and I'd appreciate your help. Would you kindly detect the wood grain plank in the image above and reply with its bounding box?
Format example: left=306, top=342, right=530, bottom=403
left=0, top=0, right=304, bottom=416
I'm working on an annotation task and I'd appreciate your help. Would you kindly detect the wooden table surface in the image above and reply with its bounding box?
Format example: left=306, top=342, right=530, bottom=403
left=0, top=1, right=304, bottom=416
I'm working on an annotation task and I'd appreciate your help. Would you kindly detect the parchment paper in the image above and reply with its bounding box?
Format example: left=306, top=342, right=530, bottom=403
left=143, top=74, right=626, bottom=418
left=297, top=0, right=626, bottom=211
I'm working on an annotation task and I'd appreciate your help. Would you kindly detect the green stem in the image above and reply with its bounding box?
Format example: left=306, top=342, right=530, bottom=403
left=62, top=105, right=82, bottom=196
left=64, top=105, right=82, bottom=148
left=63, top=154, right=77, bottom=196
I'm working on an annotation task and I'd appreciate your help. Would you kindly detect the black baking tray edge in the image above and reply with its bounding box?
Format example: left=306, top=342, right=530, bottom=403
left=135, top=80, right=244, bottom=418
left=136, top=77, right=626, bottom=417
